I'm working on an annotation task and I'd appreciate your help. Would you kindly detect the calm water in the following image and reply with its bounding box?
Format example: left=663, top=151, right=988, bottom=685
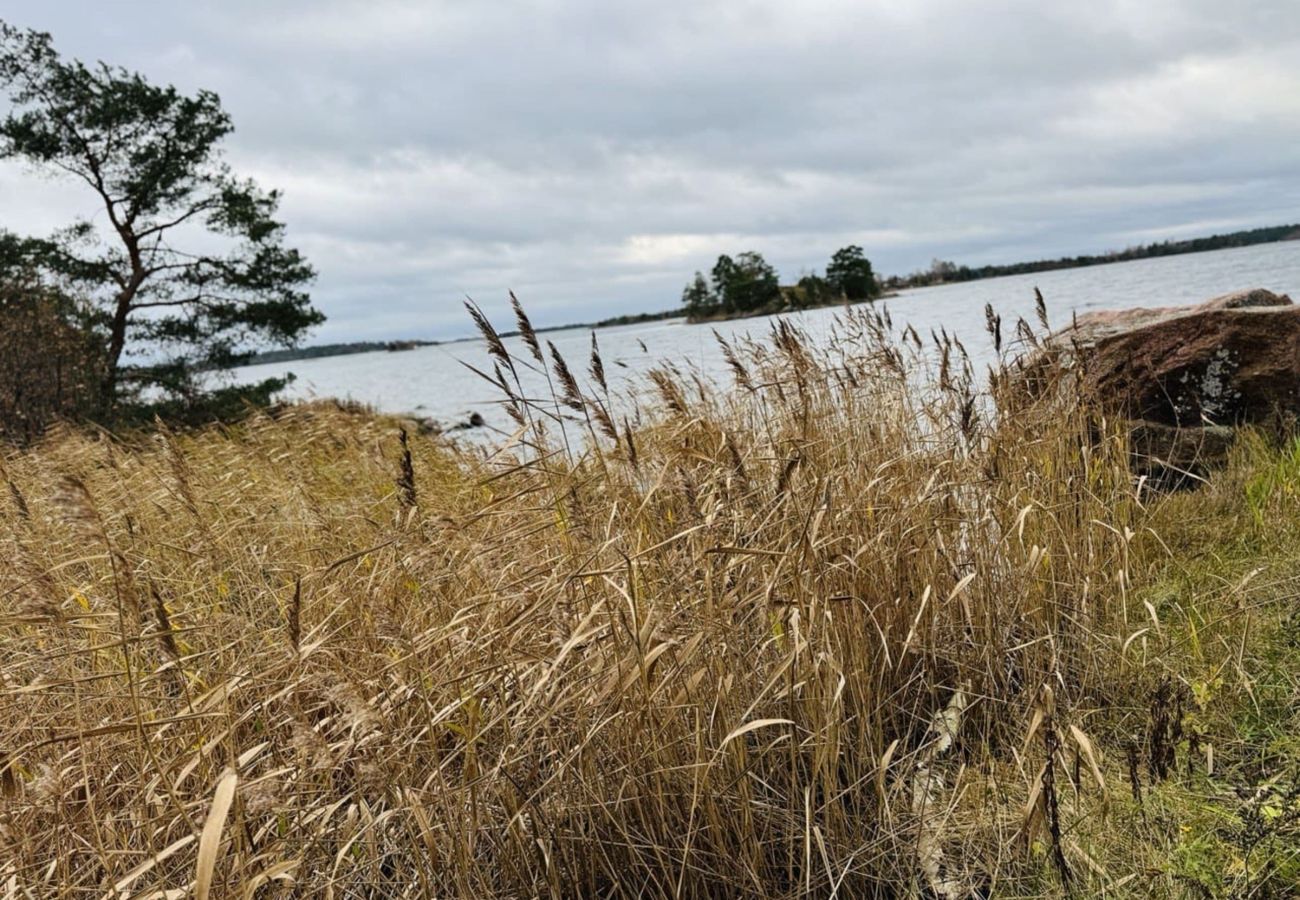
left=234, top=241, right=1300, bottom=433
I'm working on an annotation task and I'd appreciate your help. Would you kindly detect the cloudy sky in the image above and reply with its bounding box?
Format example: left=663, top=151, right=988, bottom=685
left=2, top=0, right=1298, bottom=342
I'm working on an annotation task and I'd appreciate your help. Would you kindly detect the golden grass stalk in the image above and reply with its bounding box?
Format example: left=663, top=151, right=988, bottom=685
left=195, top=769, right=237, bottom=900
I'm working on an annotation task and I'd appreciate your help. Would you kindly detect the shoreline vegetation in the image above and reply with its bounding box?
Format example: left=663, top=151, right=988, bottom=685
left=248, top=222, right=1300, bottom=366
left=681, top=289, right=902, bottom=324
left=5, top=301, right=1300, bottom=895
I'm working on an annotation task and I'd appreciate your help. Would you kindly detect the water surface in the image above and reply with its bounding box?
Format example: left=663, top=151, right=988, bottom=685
left=234, top=241, right=1300, bottom=432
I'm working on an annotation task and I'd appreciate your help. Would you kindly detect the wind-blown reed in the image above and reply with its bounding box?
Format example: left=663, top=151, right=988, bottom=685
left=2, top=302, right=1298, bottom=897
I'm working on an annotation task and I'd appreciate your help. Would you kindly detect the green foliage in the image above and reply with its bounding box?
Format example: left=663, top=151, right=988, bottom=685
left=1244, top=435, right=1300, bottom=525
left=113, top=376, right=294, bottom=429
left=0, top=22, right=322, bottom=418
left=825, top=245, right=880, bottom=301
left=682, top=250, right=782, bottom=320
left=681, top=270, right=715, bottom=317
left=715, top=251, right=780, bottom=314
left=791, top=273, right=835, bottom=309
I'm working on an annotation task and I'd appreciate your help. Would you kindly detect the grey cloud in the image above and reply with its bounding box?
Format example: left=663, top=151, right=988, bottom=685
left=2, top=0, right=1298, bottom=340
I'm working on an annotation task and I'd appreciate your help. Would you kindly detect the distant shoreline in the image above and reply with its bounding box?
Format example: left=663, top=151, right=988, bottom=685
left=881, top=222, right=1299, bottom=290
left=249, top=223, right=1298, bottom=366
left=685, top=291, right=901, bottom=325
left=244, top=308, right=687, bottom=366
left=497, top=306, right=684, bottom=340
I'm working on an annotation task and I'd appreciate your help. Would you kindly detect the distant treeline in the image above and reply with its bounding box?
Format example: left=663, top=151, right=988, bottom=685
left=882, top=223, right=1300, bottom=290
left=247, top=339, right=439, bottom=365
left=590, top=308, right=685, bottom=327
left=500, top=307, right=684, bottom=340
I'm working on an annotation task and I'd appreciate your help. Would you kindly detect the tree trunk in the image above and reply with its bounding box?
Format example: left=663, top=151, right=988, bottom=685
left=100, top=285, right=136, bottom=415
left=99, top=208, right=144, bottom=416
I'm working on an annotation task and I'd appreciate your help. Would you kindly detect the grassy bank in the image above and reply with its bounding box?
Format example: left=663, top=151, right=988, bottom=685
left=1, top=306, right=1298, bottom=897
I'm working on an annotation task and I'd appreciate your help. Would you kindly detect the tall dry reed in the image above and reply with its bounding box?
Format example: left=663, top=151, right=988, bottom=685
left=0, top=303, right=1283, bottom=896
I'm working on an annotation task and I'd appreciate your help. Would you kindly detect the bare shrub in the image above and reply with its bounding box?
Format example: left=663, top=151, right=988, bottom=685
left=0, top=275, right=104, bottom=442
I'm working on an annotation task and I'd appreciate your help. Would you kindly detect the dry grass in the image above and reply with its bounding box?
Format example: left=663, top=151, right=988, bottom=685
left=1, top=304, right=1298, bottom=897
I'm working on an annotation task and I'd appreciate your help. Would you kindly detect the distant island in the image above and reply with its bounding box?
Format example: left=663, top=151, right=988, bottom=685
left=680, top=245, right=881, bottom=323
left=679, top=223, right=1300, bottom=324
left=250, top=222, right=1299, bottom=364
left=246, top=339, right=441, bottom=365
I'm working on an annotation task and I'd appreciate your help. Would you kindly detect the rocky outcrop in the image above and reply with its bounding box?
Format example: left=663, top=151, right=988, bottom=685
left=1036, top=288, right=1300, bottom=482
left=400, top=411, right=486, bottom=436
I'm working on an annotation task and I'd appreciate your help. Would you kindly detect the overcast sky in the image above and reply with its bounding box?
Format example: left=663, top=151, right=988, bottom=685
left=2, top=1, right=1299, bottom=342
